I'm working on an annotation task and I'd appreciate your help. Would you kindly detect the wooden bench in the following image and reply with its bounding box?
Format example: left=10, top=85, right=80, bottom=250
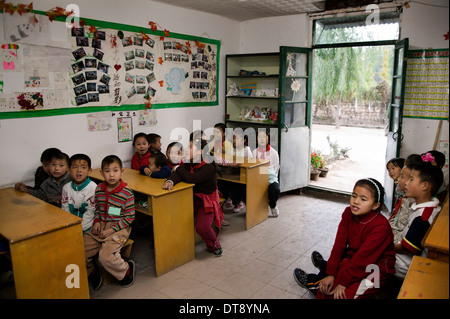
left=398, top=256, right=449, bottom=299
left=422, top=194, right=449, bottom=262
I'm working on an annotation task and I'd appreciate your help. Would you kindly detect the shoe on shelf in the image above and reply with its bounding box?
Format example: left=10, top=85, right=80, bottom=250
left=223, top=198, right=234, bottom=210
left=269, top=206, right=279, bottom=217
left=232, top=201, right=246, bottom=213
left=120, top=260, right=135, bottom=288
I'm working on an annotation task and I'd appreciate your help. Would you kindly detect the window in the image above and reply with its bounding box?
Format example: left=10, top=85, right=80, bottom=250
left=313, top=12, right=400, bottom=46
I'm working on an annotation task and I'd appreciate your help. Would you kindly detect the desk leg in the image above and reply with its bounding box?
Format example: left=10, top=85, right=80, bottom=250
left=151, top=188, right=195, bottom=276
left=245, top=163, right=269, bottom=229
left=10, top=224, right=89, bottom=299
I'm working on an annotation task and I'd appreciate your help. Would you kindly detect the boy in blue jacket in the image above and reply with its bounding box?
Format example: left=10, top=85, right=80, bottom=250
left=140, top=152, right=171, bottom=178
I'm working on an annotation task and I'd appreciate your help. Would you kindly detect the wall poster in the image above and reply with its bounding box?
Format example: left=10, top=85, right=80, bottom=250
left=404, top=49, right=449, bottom=120
left=0, top=10, right=220, bottom=119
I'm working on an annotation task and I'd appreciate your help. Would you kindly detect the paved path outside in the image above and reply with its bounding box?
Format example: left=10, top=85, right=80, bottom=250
left=309, top=124, right=387, bottom=193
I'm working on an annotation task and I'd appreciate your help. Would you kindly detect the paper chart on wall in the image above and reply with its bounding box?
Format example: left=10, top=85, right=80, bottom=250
left=404, top=49, right=449, bottom=120
left=68, top=26, right=218, bottom=109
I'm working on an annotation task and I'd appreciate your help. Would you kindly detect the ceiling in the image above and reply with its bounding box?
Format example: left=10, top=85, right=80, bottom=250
left=150, top=0, right=395, bottom=22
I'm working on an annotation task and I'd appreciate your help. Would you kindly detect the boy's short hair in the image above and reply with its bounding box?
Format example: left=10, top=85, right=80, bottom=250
left=69, top=153, right=91, bottom=168
left=101, top=155, right=122, bottom=169
left=41, top=148, right=62, bottom=164
left=150, top=152, right=167, bottom=167
left=133, top=132, right=149, bottom=146
left=412, top=163, right=444, bottom=196
left=148, top=133, right=161, bottom=144
left=52, top=152, right=69, bottom=165
left=386, top=157, right=405, bottom=169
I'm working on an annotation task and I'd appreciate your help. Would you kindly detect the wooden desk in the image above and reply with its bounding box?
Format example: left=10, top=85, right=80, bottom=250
left=398, top=256, right=449, bottom=299
left=90, top=168, right=194, bottom=276
left=423, top=195, right=449, bottom=262
left=218, top=157, right=269, bottom=229
left=0, top=188, right=89, bottom=299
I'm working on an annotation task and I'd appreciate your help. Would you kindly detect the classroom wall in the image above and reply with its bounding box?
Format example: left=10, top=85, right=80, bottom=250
left=0, top=0, right=448, bottom=189
left=239, top=0, right=449, bottom=159
left=0, top=0, right=240, bottom=188
left=398, top=0, right=449, bottom=158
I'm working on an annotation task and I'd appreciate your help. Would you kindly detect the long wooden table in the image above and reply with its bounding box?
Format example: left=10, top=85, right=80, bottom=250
left=423, top=194, right=449, bottom=262
left=398, top=256, right=449, bottom=299
left=90, top=168, right=194, bottom=276
left=217, top=157, right=269, bottom=229
left=0, top=187, right=89, bottom=299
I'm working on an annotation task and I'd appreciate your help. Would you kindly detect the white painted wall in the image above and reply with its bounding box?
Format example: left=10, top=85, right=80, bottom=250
left=398, top=0, right=449, bottom=158
left=0, top=0, right=239, bottom=188
left=240, top=0, right=449, bottom=160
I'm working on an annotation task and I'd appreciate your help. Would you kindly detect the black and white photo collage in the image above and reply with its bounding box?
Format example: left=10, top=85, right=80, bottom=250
left=163, top=41, right=212, bottom=100
left=122, top=34, right=157, bottom=99
left=70, top=27, right=109, bottom=106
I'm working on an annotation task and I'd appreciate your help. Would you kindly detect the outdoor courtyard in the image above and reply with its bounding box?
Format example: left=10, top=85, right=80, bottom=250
left=308, top=124, right=387, bottom=193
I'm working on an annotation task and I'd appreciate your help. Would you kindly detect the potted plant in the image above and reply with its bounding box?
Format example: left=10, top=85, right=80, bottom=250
left=319, top=158, right=329, bottom=177
left=310, top=150, right=322, bottom=181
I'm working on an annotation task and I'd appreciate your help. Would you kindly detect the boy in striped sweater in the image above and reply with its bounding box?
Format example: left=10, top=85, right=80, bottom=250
left=84, top=155, right=135, bottom=290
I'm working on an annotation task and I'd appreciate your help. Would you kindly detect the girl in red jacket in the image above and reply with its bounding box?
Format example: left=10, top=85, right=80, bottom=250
left=294, top=178, right=396, bottom=299
left=162, top=131, right=224, bottom=256
left=131, top=133, right=151, bottom=170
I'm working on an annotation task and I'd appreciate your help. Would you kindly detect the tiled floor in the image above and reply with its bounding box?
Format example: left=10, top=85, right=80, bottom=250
left=90, top=189, right=349, bottom=299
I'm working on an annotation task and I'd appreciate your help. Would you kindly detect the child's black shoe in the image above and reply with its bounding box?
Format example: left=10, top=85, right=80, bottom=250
left=120, top=260, right=135, bottom=288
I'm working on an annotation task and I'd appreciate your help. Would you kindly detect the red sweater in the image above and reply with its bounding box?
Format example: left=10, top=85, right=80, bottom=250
left=326, top=207, right=396, bottom=288
left=131, top=151, right=151, bottom=170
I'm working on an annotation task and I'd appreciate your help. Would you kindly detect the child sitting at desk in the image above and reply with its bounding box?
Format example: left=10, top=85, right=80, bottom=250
left=140, top=152, right=171, bottom=178
left=131, top=132, right=151, bottom=170
left=61, top=154, right=97, bottom=234
left=22, top=147, right=61, bottom=190
left=210, top=123, right=233, bottom=157
left=222, top=132, right=254, bottom=213
left=148, top=133, right=162, bottom=153
left=15, top=151, right=71, bottom=208
left=84, top=155, right=135, bottom=290
left=166, top=141, right=184, bottom=171
left=163, top=131, right=224, bottom=256
left=253, top=129, right=280, bottom=217
left=394, top=162, right=443, bottom=280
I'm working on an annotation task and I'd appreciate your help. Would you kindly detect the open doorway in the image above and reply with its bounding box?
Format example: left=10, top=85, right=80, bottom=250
left=308, top=13, right=400, bottom=194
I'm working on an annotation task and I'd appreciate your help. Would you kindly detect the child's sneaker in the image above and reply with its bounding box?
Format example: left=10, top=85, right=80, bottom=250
left=270, top=206, right=279, bottom=217
left=120, top=260, right=135, bottom=288
left=223, top=198, right=234, bottom=210
left=212, top=247, right=223, bottom=257
left=293, top=268, right=318, bottom=297
left=311, top=251, right=325, bottom=270
left=232, top=201, right=246, bottom=213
